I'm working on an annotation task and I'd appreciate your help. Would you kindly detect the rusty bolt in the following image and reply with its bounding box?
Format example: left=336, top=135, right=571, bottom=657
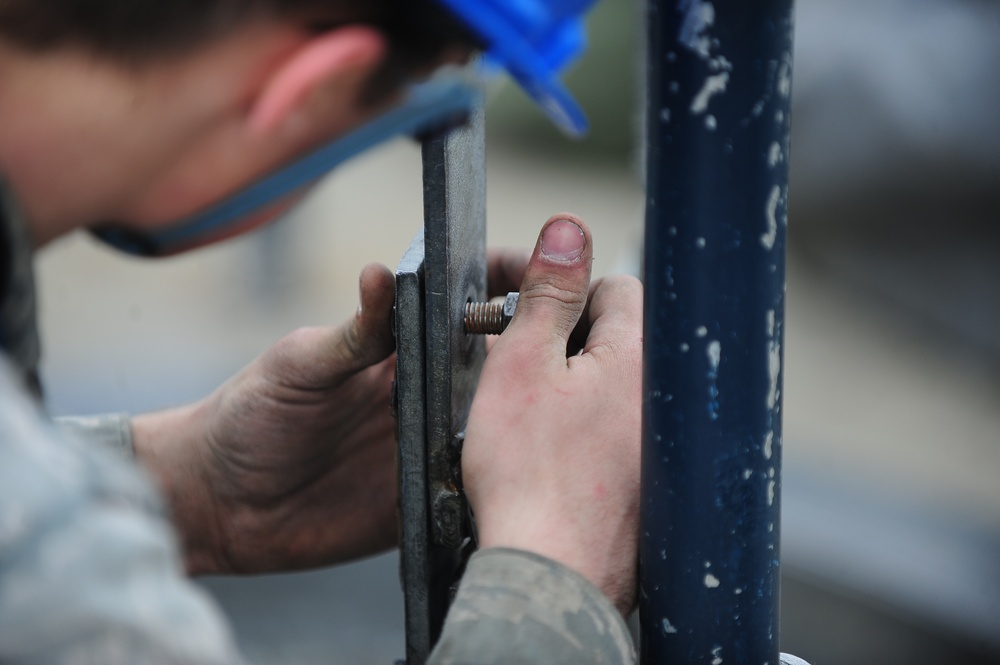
left=464, top=292, right=519, bottom=335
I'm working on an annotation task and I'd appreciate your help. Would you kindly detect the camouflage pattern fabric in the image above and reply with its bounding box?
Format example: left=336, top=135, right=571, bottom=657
left=0, top=358, right=246, bottom=665
left=56, top=413, right=135, bottom=459
left=430, top=548, right=636, bottom=664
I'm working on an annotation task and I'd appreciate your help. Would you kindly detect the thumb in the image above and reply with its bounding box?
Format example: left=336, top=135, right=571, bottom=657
left=335, top=262, right=396, bottom=372
left=504, top=214, right=593, bottom=355
left=264, top=263, right=395, bottom=389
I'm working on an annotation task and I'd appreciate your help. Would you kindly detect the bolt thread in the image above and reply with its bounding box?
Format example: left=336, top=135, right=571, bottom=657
left=464, top=302, right=505, bottom=335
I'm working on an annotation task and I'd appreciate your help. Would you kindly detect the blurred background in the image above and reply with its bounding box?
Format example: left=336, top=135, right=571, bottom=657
left=35, top=0, right=999, bottom=663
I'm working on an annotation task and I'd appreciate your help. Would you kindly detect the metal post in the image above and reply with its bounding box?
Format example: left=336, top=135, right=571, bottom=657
left=395, top=103, right=486, bottom=665
left=640, top=1, right=794, bottom=663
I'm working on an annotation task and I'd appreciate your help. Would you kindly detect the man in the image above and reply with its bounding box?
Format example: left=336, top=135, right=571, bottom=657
left=0, top=0, right=642, bottom=662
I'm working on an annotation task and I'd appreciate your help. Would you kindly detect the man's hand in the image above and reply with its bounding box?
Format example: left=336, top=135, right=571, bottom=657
left=463, top=214, right=643, bottom=616
left=133, top=263, right=400, bottom=575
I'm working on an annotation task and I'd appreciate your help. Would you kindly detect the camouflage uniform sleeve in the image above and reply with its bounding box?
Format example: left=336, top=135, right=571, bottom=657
left=55, top=413, right=134, bottom=459
left=0, top=364, right=244, bottom=665
left=428, top=548, right=636, bottom=665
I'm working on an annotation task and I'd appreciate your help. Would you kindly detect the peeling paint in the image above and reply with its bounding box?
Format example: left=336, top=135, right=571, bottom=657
left=704, top=573, right=720, bottom=588
left=707, top=340, right=721, bottom=420
left=709, top=55, right=733, bottom=72
left=766, top=309, right=775, bottom=337
left=767, top=141, right=782, bottom=168
left=696, top=326, right=708, bottom=338
left=695, top=237, right=706, bottom=248
left=766, top=340, right=781, bottom=409
left=763, top=431, right=773, bottom=460
left=707, top=341, right=721, bottom=369
left=678, top=0, right=715, bottom=58
left=662, top=617, right=678, bottom=634
left=712, top=645, right=724, bottom=665
left=690, top=72, right=730, bottom=114
left=777, top=54, right=792, bottom=98
left=760, top=185, right=780, bottom=249
left=767, top=480, right=776, bottom=506
left=705, top=115, right=717, bottom=131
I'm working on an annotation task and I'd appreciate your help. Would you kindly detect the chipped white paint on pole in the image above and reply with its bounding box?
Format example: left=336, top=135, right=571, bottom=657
left=707, top=340, right=721, bottom=370
left=678, top=0, right=716, bottom=58
left=704, top=573, right=721, bottom=588
left=760, top=185, right=780, bottom=250
left=777, top=54, right=792, bottom=98
left=764, top=309, right=777, bottom=460
left=768, top=141, right=782, bottom=168
left=766, top=340, right=781, bottom=410
left=691, top=72, right=730, bottom=114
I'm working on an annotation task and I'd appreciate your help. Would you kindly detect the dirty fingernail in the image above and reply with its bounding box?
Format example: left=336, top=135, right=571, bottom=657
left=541, top=219, right=585, bottom=262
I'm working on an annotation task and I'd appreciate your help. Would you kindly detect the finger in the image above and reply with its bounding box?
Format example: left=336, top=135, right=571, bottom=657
left=487, top=247, right=530, bottom=298
left=260, top=264, right=396, bottom=389
left=341, top=262, right=396, bottom=368
left=566, top=277, right=604, bottom=357
left=580, top=275, right=643, bottom=359
left=503, top=214, right=593, bottom=356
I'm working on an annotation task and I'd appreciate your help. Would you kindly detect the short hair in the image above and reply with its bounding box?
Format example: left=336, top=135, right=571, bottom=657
left=0, top=0, right=478, bottom=101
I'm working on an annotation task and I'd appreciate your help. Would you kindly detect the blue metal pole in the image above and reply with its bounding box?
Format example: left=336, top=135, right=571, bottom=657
left=640, top=1, right=794, bottom=664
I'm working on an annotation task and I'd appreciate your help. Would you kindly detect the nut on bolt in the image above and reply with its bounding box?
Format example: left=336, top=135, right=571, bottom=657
left=464, top=292, right=519, bottom=335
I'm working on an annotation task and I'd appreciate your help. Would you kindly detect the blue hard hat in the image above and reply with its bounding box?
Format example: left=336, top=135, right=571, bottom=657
left=435, top=0, right=597, bottom=136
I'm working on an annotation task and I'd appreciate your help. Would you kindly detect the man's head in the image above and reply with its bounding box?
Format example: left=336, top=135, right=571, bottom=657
left=0, top=0, right=592, bottom=250
left=0, top=0, right=473, bottom=102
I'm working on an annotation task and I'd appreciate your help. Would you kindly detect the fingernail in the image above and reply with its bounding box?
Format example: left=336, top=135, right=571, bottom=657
left=541, top=219, right=585, bottom=262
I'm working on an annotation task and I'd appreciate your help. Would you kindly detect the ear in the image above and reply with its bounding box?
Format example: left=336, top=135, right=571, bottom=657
left=247, top=25, right=387, bottom=137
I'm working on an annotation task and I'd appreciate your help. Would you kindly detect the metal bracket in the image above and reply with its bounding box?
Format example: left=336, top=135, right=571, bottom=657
left=393, top=104, right=487, bottom=665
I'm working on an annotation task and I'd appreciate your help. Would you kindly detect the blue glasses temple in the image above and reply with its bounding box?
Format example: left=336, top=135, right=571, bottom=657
left=94, top=79, right=480, bottom=256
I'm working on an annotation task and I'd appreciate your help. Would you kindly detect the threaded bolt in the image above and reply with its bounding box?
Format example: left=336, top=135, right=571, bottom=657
left=464, top=292, right=519, bottom=335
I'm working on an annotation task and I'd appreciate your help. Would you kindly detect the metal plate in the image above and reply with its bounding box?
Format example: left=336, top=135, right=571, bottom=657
left=394, top=229, right=433, bottom=664
left=394, top=103, right=486, bottom=665
left=421, top=103, right=487, bottom=550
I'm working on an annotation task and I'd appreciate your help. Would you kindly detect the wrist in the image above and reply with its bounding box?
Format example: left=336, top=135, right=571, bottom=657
left=476, top=521, right=636, bottom=616
left=132, top=402, right=224, bottom=575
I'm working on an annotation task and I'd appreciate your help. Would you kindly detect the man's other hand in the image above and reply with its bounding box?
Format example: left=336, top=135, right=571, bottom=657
left=133, top=263, right=400, bottom=575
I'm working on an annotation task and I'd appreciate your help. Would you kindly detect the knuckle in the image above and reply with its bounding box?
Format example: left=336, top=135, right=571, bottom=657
left=603, top=274, right=644, bottom=301
left=275, top=326, right=320, bottom=356
left=521, top=280, right=587, bottom=310
left=337, top=321, right=367, bottom=362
